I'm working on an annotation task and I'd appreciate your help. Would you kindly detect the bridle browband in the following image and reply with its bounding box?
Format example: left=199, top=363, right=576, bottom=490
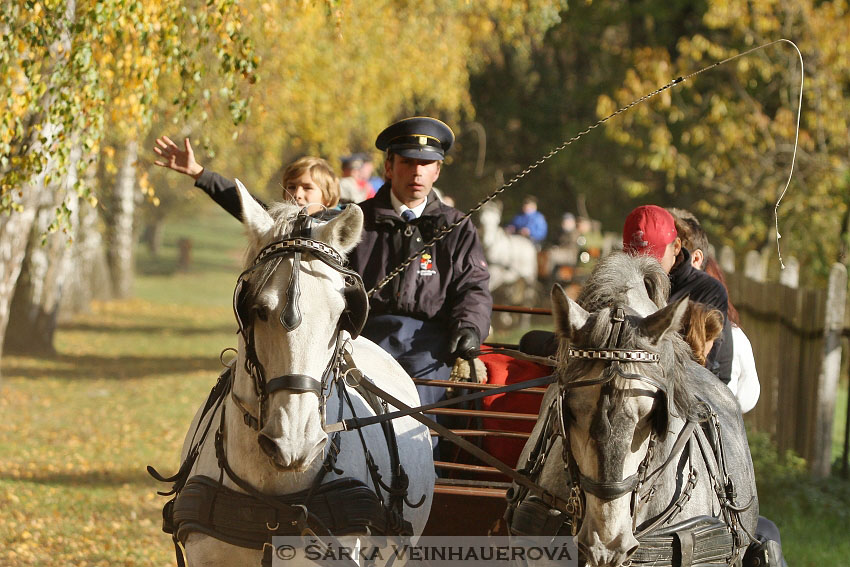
left=567, top=347, right=659, bottom=363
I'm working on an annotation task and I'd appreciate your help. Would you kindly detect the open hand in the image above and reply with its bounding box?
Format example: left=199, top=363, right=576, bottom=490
left=153, top=136, right=204, bottom=179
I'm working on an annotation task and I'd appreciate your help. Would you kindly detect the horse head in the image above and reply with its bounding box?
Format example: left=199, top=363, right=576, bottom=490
left=233, top=180, right=365, bottom=472
left=477, top=201, right=503, bottom=245
left=551, top=253, right=698, bottom=567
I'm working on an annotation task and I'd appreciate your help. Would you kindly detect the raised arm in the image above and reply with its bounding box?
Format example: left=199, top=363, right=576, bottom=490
left=153, top=136, right=204, bottom=179
left=151, top=135, right=264, bottom=221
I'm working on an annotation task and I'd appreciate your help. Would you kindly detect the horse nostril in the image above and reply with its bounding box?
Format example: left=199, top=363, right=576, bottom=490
left=257, top=433, right=279, bottom=459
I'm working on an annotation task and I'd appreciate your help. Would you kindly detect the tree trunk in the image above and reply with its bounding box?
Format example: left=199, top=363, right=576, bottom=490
left=140, top=218, right=165, bottom=257
left=108, top=140, right=139, bottom=299
left=0, top=0, right=76, bottom=380
left=58, top=190, right=113, bottom=322
left=5, top=145, right=84, bottom=355
left=0, top=182, right=42, bottom=374
left=5, top=193, right=74, bottom=355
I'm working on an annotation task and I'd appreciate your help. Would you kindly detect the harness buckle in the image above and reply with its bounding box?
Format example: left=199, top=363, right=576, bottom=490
left=566, top=485, right=583, bottom=535
left=342, top=367, right=364, bottom=388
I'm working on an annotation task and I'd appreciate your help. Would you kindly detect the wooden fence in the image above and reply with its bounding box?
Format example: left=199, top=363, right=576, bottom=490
left=722, top=248, right=847, bottom=477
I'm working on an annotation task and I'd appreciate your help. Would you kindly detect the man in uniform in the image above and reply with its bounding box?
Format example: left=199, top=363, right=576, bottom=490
left=349, top=117, right=492, bottom=406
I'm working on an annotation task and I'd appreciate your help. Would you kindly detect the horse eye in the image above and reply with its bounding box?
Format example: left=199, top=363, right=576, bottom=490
left=252, top=305, right=269, bottom=322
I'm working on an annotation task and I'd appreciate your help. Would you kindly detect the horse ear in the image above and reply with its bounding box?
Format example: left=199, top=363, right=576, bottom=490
left=551, top=283, right=589, bottom=340
left=313, top=204, right=364, bottom=254
left=640, top=296, right=689, bottom=345
left=235, top=178, right=274, bottom=239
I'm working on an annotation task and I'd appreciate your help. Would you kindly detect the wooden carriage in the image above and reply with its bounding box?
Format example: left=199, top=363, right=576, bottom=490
left=421, top=304, right=554, bottom=536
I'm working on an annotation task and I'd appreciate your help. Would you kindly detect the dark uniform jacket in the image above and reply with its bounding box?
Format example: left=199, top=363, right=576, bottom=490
left=194, top=170, right=251, bottom=220
left=350, top=185, right=492, bottom=342
left=669, top=247, right=733, bottom=383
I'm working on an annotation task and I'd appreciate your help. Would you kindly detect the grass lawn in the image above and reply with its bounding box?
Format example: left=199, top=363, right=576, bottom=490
left=0, top=206, right=243, bottom=566
left=1, top=204, right=849, bottom=565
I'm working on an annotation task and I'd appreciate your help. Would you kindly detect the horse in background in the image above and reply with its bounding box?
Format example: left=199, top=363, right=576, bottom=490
left=508, top=253, right=758, bottom=567
left=477, top=200, right=540, bottom=328
left=151, top=181, right=434, bottom=566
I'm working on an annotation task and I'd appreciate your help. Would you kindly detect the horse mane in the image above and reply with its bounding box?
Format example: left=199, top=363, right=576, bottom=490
left=577, top=252, right=669, bottom=312
left=562, top=252, right=702, bottom=421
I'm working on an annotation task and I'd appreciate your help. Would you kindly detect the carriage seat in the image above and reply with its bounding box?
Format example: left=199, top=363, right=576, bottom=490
left=518, top=330, right=557, bottom=358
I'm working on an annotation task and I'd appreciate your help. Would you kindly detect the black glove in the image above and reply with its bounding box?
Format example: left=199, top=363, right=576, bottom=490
left=449, top=327, right=480, bottom=360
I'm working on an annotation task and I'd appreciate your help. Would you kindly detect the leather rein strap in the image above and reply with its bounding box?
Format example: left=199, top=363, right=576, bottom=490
left=334, top=351, right=573, bottom=512
left=324, top=365, right=557, bottom=433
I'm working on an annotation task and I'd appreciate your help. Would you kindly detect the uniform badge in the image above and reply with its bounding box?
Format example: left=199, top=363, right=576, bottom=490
left=418, top=253, right=436, bottom=277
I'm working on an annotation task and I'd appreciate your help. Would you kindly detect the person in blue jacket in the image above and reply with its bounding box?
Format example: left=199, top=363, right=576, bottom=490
left=506, top=195, right=547, bottom=246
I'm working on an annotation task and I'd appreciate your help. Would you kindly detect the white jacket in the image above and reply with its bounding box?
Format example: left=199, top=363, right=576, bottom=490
left=727, top=326, right=760, bottom=413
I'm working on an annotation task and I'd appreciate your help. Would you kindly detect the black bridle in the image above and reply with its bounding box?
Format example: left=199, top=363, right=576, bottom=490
left=230, top=212, right=369, bottom=431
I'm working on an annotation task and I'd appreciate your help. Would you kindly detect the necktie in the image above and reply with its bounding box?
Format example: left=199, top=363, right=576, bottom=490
left=401, top=209, right=416, bottom=222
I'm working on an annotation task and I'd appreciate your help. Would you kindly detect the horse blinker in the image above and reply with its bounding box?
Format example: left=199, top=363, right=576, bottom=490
left=342, top=280, right=369, bottom=338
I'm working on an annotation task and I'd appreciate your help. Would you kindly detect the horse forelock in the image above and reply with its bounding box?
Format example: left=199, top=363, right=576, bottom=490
left=238, top=202, right=341, bottom=329
left=241, top=201, right=302, bottom=267
left=578, top=252, right=669, bottom=313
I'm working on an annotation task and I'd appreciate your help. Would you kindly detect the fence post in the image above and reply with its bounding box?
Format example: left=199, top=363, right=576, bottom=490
left=720, top=246, right=736, bottom=274
left=744, top=250, right=765, bottom=282
left=812, top=263, right=848, bottom=477
left=780, top=257, right=800, bottom=289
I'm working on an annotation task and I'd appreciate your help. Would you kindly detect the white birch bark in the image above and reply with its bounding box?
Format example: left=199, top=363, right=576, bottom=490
left=108, top=139, right=139, bottom=299
left=5, top=145, right=82, bottom=354
left=0, top=0, right=75, bottom=378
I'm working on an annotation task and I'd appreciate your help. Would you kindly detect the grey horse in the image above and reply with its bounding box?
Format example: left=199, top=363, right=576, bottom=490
left=508, top=252, right=759, bottom=567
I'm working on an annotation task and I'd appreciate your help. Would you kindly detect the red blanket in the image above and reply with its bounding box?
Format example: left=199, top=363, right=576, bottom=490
left=478, top=349, right=550, bottom=468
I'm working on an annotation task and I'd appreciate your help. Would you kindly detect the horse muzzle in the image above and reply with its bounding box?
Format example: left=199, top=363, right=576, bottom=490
left=576, top=527, right=639, bottom=567
left=258, top=431, right=326, bottom=472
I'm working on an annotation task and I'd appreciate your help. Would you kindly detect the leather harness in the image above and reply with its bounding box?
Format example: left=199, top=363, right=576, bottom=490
left=148, top=213, right=416, bottom=567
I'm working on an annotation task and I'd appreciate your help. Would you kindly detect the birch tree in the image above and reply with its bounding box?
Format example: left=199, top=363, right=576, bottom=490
left=0, top=0, right=256, bottom=374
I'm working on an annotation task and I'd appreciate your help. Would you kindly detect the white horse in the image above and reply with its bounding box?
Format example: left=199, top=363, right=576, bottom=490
left=478, top=201, right=539, bottom=328
left=478, top=200, right=538, bottom=290
left=153, top=181, right=434, bottom=566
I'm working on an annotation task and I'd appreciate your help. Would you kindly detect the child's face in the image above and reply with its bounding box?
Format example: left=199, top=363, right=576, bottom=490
left=284, top=171, right=326, bottom=209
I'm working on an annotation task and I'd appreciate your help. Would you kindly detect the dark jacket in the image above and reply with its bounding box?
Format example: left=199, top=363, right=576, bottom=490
left=350, top=185, right=492, bottom=341
left=194, top=170, right=259, bottom=220
left=669, top=247, right=733, bottom=383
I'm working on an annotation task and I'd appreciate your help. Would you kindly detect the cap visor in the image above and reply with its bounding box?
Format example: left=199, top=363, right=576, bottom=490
left=392, top=147, right=445, bottom=161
